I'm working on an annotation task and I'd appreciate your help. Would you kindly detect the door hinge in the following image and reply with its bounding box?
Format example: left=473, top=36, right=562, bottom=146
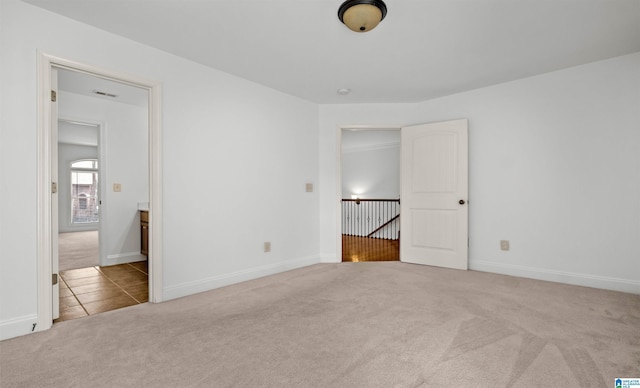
left=51, top=182, right=57, bottom=194
left=51, top=90, right=57, bottom=102
left=52, top=273, right=58, bottom=285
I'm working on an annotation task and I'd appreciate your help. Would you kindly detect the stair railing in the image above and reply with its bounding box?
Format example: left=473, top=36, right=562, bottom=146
left=341, top=199, right=400, bottom=240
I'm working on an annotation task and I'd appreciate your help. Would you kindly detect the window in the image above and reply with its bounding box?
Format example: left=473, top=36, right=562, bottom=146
left=70, top=159, right=99, bottom=224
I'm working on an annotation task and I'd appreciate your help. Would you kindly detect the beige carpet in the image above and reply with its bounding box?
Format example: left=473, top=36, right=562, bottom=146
left=58, top=231, right=99, bottom=271
left=1, top=262, right=638, bottom=387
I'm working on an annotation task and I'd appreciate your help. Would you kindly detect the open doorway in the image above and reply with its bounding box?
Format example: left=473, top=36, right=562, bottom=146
left=58, top=119, right=101, bottom=272
left=337, top=120, right=469, bottom=268
left=36, top=52, right=163, bottom=333
left=54, top=68, right=150, bottom=322
left=340, top=128, right=400, bottom=262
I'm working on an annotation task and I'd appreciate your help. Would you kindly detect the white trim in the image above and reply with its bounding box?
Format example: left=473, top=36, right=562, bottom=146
left=0, top=314, right=39, bottom=341
left=106, top=252, right=147, bottom=265
left=319, top=254, right=338, bottom=263
left=36, top=52, right=164, bottom=335
left=471, top=260, right=640, bottom=295
left=342, top=141, right=400, bottom=154
left=36, top=52, right=54, bottom=333
left=335, top=126, right=343, bottom=264
left=59, top=225, right=98, bottom=233
left=98, top=119, right=108, bottom=267
left=163, top=256, right=321, bottom=301
left=148, top=81, right=163, bottom=303
left=341, top=125, right=403, bottom=131
left=57, top=141, right=98, bottom=146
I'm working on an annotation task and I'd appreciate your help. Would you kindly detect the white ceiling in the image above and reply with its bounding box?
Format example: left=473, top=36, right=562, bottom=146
left=25, top=0, right=640, bottom=104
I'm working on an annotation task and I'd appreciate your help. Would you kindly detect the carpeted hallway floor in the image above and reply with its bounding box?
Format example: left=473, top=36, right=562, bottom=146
left=1, top=262, right=638, bottom=387
left=58, top=231, right=99, bottom=271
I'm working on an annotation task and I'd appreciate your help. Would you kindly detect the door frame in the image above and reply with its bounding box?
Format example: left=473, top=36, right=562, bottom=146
left=36, top=51, right=164, bottom=333
left=336, top=125, right=402, bottom=262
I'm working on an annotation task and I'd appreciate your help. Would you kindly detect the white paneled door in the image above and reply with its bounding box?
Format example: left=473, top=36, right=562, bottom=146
left=400, top=119, right=468, bottom=270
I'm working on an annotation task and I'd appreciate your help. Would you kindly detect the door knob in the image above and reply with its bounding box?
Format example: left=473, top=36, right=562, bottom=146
left=459, top=199, right=465, bottom=205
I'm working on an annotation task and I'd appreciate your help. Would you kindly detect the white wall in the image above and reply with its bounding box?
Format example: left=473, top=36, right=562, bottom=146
left=58, top=120, right=98, bottom=146
left=59, top=91, right=149, bottom=265
left=342, top=146, right=399, bottom=199
left=58, top=143, right=99, bottom=232
left=320, top=52, right=640, bottom=294
left=0, top=0, right=319, bottom=340
left=341, top=130, right=400, bottom=199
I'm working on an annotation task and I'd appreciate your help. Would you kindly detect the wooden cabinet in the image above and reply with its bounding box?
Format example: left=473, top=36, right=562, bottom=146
left=140, top=210, right=149, bottom=256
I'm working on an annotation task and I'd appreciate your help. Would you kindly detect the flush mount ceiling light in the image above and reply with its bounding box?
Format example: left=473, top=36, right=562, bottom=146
left=338, top=0, right=387, bottom=33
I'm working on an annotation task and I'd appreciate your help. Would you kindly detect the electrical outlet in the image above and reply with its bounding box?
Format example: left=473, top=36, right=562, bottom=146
left=500, top=240, right=510, bottom=251
left=264, top=242, right=271, bottom=253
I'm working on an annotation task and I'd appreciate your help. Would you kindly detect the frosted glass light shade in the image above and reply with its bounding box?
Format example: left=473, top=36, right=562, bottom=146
left=338, top=0, right=387, bottom=33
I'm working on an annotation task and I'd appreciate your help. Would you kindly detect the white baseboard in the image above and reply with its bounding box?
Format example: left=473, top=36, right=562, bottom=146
left=163, top=255, right=321, bottom=301
left=59, top=226, right=98, bottom=233
left=0, top=314, right=39, bottom=341
left=319, top=254, right=339, bottom=263
left=105, top=252, right=146, bottom=266
left=471, top=260, right=640, bottom=294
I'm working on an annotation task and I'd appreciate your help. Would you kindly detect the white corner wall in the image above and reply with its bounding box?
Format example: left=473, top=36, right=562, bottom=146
left=320, top=52, right=640, bottom=294
left=0, top=0, right=319, bottom=340
left=341, top=130, right=400, bottom=199
left=342, top=146, right=400, bottom=199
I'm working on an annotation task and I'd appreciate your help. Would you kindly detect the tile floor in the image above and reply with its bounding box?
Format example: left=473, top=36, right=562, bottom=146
left=55, top=261, right=148, bottom=323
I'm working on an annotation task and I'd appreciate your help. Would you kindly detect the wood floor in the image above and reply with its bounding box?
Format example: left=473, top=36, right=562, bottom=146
left=342, top=235, right=399, bottom=262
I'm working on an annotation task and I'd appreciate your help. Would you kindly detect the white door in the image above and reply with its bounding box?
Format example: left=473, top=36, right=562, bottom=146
left=400, top=119, right=468, bottom=270
left=51, top=68, right=60, bottom=320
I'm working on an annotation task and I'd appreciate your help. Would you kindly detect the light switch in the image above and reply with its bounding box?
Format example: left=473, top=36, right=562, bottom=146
left=113, top=183, right=122, bottom=192
left=305, top=183, right=313, bottom=192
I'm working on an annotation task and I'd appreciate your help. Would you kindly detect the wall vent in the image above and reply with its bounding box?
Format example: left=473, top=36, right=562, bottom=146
left=92, top=90, right=117, bottom=98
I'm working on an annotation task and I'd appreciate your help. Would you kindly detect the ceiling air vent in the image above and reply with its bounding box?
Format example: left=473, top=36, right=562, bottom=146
left=93, top=90, right=117, bottom=98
